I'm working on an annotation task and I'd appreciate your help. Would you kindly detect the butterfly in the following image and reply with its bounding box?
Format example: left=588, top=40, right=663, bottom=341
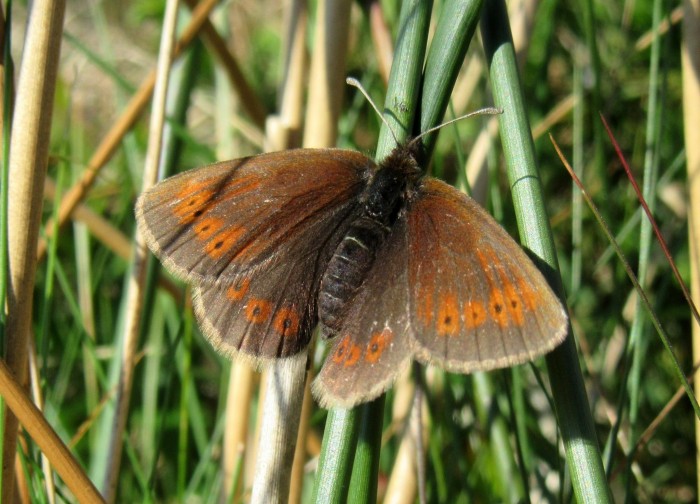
left=136, top=138, right=568, bottom=408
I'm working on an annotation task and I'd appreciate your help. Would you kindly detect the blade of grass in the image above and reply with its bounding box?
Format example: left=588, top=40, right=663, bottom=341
left=418, top=0, right=483, bottom=157
left=551, top=134, right=700, bottom=421
left=0, top=1, right=13, bottom=495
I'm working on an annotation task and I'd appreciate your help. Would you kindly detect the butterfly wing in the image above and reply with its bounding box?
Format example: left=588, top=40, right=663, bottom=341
left=312, top=217, right=414, bottom=408
left=193, top=258, right=316, bottom=361
left=136, top=149, right=371, bottom=283
left=406, top=178, right=567, bottom=372
left=136, top=148, right=372, bottom=362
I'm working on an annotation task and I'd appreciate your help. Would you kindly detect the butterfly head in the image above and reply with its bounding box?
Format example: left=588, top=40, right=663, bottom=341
left=361, top=143, right=422, bottom=222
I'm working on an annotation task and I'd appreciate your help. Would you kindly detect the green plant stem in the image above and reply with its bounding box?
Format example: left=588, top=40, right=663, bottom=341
left=419, top=0, right=483, bottom=156
left=311, top=408, right=360, bottom=503
left=480, top=0, right=611, bottom=501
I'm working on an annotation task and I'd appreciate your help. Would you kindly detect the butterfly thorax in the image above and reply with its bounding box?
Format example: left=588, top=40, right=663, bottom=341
left=318, top=145, right=421, bottom=337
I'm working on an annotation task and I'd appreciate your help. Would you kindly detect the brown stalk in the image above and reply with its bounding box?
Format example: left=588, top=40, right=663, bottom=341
left=0, top=359, right=104, bottom=502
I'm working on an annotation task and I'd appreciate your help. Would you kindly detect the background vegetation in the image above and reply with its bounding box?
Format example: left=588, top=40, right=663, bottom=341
left=0, top=0, right=696, bottom=502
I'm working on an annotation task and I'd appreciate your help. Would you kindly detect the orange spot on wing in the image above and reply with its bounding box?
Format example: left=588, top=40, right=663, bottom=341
left=489, top=289, right=509, bottom=327
left=344, top=343, right=362, bottom=367
left=503, top=282, right=525, bottom=326
left=221, top=176, right=262, bottom=202
left=273, top=307, right=300, bottom=338
left=365, top=328, right=393, bottom=363
left=206, top=227, right=245, bottom=259
left=193, top=217, right=224, bottom=240
left=226, top=278, right=250, bottom=301
left=173, top=181, right=215, bottom=224
left=436, top=293, right=459, bottom=337
left=464, top=300, right=486, bottom=328
left=175, top=179, right=211, bottom=199
left=245, top=298, right=271, bottom=324
left=517, top=277, right=539, bottom=311
left=331, top=334, right=362, bottom=367
left=332, top=335, right=352, bottom=364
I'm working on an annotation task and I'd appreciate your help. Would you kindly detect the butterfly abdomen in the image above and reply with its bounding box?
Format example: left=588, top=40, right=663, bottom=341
left=318, top=217, right=390, bottom=334
left=318, top=160, right=415, bottom=336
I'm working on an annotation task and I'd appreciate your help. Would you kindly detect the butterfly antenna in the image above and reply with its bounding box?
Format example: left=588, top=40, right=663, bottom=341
left=347, top=77, right=502, bottom=148
left=346, top=77, right=400, bottom=145
left=407, top=107, right=503, bottom=149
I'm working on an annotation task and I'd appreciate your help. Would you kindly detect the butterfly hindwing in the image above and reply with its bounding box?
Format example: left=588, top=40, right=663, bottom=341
left=312, top=216, right=414, bottom=408
left=406, top=178, right=568, bottom=372
left=194, top=258, right=317, bottom=361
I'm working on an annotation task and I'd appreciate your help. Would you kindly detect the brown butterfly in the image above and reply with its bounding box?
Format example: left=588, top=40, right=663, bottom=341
left=136, top=131, right=568, bottom=408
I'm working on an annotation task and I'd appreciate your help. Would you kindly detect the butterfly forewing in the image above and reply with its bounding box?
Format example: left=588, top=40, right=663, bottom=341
left=313, top=217, right=414, bottom=408
left=136, top=149, right=371, bottom=284
left=406, top=179, right=568, bottom=372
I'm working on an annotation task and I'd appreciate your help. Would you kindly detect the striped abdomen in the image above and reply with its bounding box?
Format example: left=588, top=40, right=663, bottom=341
left=318, top=216, right=390, bottom=335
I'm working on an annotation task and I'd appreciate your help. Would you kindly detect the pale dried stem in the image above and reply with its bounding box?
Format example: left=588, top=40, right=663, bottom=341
left=288, top=375, right=314, bottom=504
left=302, top=0, right=353, bottom=147
left=101, top=0, right=179, bottom=500
left=250, top=353, right=308, bottom=503
left=682, top=0, right=700, bottom=494
left=3, top=0, right=67, bottom=501
left=220, top=3, right=310, bottom=501
left=222, top=364, right=256, bottom=502
left=383, top=370, right=430, bottom=504
left=248, top=0, right=331, bottom=500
